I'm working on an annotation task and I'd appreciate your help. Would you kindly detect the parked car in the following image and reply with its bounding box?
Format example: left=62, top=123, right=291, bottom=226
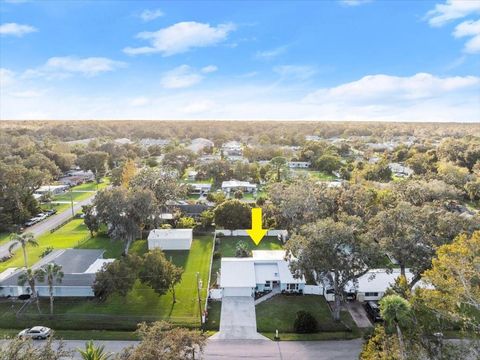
left=35, top=213, right=48, bottom=220
left=45, top=209, right=57, bottom=216
left=18, top=326, right=52, bottom=340
left=364, top=301, right=383, bottom=322
left=24, top=218, right=39, bottom=227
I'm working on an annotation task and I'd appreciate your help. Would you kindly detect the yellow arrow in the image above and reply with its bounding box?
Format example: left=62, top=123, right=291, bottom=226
left=247, top=208, right=268, bottom=246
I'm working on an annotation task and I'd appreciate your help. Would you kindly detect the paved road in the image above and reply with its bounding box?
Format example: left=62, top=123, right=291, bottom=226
left=0, top=196, right=95, bottom=259
left=0, top=339, right=364, bottom=359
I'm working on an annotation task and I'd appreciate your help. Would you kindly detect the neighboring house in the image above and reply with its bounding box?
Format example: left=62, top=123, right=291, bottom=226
left=187, top=170, right=198, bottom=181
left=139, top=138, right=170, bottom=148
left=114, top=138, right=133, bottom=145
left=176, top=204, right=211, bottom=218
left=323, top=268, right=427, bottom=302
left=222, top=141, right=243, bottom=156
left=58, top=170, right=94, bottom=186
left=197, top=154, right=221, bottom=164
left=220, top=250, right=305, bottom=297
left=305, top=135, right=322, bottom=142
left=288, top=161, right=311, bottom=169
left=388, top=162, right=414, bottom=177
left=148, top=229, right=193, bottom=251
left=35, top=185, right=69, bottom=195
left=188, top=183, right=211, bottom=195
left=0, top=249, right=114, bottom=298
left=221, top=180, right=257, bottom=194
left=187, top=138, right=214, bottom=153
left=65, top=138, right=95, bottom=146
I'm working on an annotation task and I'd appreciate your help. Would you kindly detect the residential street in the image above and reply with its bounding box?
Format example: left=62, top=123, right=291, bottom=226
left=0, top=339, right=364, bottom=359
left=0, top=196, right=95, bottom=259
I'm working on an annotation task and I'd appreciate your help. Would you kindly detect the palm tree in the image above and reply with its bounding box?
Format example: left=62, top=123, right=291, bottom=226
left=36, top=263, right=64, bottom=315
left=18, top=268, right=43, bottom=312
left=380, top=295, right=412, bottom=360
left=78, top=341, right=111, bottom=360
left=9, top=232, right=38, bottom=268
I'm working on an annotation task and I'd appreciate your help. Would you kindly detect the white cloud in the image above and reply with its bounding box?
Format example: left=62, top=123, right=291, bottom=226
left=160, top=65, right=204, bottom=89
left=1, top=72, right=478, bottom=122
left=304, top=73, right=480, bottom=103
left=255, top=46, right=287, bottom=60
left=123, top=21, right=235, bottom=56
left=23, top=56, right=126, bottom=78
left=340, top=0, right=372, bottom=6
left=453, top=19, right=480, bottom=53
left=139, top=9, right=164, bottom=22
left=0, top=22, right=37, bottom=37
left=274, top=65, right=317, bottom=80
left=201, top=65, right=218, bottom=74
left=0, top=68, right=16, bottom=88
left=425, top=0, right=480, bottom=27
left=129, top=97, right=151, bottom=107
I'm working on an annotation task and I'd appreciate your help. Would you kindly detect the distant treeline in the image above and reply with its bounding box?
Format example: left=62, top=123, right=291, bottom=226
left=1, top=120, right=479, bottom=145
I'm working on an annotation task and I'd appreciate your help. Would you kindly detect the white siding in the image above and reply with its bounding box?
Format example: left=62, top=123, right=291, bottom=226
left=148, top=237, right=192, bottom=250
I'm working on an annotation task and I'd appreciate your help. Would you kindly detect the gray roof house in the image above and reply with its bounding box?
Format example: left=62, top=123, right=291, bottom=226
left=0, top=249, right=114, bottom=298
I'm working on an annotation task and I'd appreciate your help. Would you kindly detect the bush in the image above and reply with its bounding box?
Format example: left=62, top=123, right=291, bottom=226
left=213, top=251, right=221, bottom=260
left=234, top=190, right=244, bottom=199
left=40, top=247, right=54, bottom=258
left=235, top=241, right=251, bottom=258
left=293, top=311, right=318, bottom=333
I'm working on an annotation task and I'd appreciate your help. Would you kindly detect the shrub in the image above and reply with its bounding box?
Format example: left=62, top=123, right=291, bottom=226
left=213, top=251, right=221, bottom=260
left=234, top=190, right=244, bottom=199
left=40, top=247, right=54, bottom=258
left=235, top=241, right=251, bottom=258
left=293, top=311, right=318, bottom=333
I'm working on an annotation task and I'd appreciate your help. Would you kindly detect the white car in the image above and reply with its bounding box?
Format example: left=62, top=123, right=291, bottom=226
left=18, top=326, right=52, bottom=340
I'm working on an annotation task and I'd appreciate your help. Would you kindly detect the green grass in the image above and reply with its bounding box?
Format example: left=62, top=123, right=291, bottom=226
left=0, top=219, right=110, bottom=272
left=256, top=295, right=357, bottom=334
left=262, top=331, right=361, bottom=341
left=291, top=169, right=336, bottom=181
left=0, top=328, right=138, bottom=341
left=0, top=233, right=10, bottom=246
left=211, top=236, right=284, bottom=286
left=53, top=191, right=94, bottom=202
left=18, top=235, right=212, bottom=329
left=205, top=301, right=221, bottom=331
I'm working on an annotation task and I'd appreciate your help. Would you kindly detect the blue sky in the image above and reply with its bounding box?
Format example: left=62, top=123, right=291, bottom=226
left=0, top=0, right=479, bottom=121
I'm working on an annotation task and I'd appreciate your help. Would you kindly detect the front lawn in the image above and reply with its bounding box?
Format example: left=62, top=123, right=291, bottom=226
left=0, top=232, right=10, bottom=246
left=256, top=295, right=358, bottom=335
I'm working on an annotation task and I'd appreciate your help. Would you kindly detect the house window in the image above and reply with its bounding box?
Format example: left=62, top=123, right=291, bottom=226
left=287, top=283, right=298, bottom=291
left=364, top=292, right=379, bottom=297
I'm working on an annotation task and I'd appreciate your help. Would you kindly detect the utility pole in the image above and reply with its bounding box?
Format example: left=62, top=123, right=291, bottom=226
left=69, top=188, right=75, bottom=218
left=196, top=272, right=203, bottom=331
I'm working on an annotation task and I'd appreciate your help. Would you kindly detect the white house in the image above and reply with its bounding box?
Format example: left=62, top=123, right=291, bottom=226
left=187, top=138, right=214, bottom=153
left=388, top=163, right=414, bottom=178
left=148, top=229, right=193, bottom=250
left=187, top=170, right=198, bottom=181
left=188, top=183, right=211, bottom=195
left=221, top=180, right=257, bottom=194
left=0, top=249, right=114, bottom=298
left=222, top=141, right=243, bottom=156
left=288, top=161, right=311, bottom=169
left=220, top=250, right=305, bottom=297
left=323, top=268, right=427, bottom=302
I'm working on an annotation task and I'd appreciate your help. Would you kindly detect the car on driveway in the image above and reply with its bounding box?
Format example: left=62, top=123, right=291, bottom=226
left=364, top=301, right=383, bottom=322
left=18, top=326, right=52, bottom=340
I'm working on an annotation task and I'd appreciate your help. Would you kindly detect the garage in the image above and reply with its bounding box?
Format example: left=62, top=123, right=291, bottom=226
left=220, top=258, right=256, bottom=298
left=223, top=287, right=253, bottom=297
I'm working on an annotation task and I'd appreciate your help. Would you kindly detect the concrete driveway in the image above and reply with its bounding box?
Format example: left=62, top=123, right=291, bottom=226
left=211, top=297, right=268, bottom=340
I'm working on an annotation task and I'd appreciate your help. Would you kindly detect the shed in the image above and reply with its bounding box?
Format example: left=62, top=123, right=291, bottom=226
left=148, top=229, right=193, bottom=250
